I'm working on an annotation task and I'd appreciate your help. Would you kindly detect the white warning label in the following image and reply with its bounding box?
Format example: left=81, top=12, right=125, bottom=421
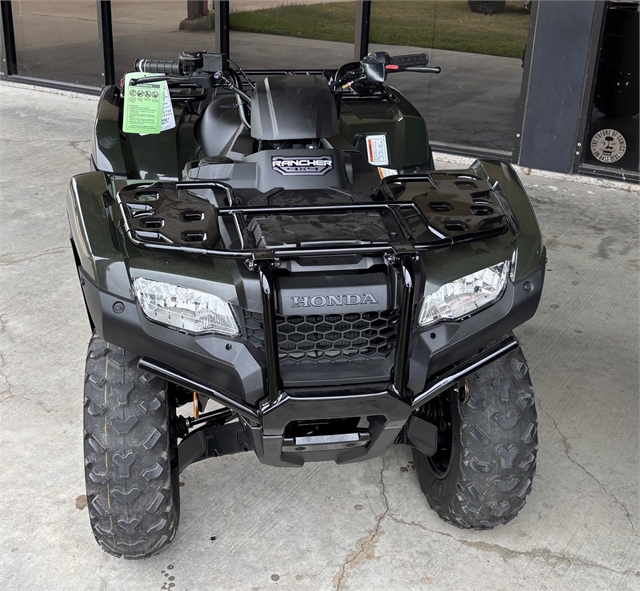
left=377, top=167, right=398, bottom=179
left=365, top=134, right=389, bottom=166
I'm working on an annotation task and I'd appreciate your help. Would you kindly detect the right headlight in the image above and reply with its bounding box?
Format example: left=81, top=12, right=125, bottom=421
left=418, top=261, right=510, bottom=328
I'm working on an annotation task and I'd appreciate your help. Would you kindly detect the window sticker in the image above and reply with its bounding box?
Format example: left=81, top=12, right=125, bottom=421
left=590, top=129, right=627, bottom=164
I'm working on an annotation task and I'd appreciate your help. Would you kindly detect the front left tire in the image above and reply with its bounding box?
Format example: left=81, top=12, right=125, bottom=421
left=83, top=333, right=180, bottom=558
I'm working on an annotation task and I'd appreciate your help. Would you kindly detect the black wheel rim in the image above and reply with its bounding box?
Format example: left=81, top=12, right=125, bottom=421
left=423, top=389, right=455, bottom=479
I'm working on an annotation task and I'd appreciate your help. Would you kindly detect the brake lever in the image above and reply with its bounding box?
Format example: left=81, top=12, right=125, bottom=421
left=385, top=65, right=441, bottom=74
left=129, top=75, right=186, bottom=85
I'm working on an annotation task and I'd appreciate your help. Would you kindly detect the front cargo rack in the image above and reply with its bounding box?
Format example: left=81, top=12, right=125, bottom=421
left=115, top=172, right=511, bottom=267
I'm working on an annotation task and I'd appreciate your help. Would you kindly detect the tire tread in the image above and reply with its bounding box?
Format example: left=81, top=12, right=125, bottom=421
left=413, top=345, right=538, bottom=529
left=84, top=333, right=179, bottom=559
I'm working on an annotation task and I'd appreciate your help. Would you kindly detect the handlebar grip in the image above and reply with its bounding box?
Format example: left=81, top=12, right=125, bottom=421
left=134, top=59, right=182, bottom=76
left=389, top=53, right=430, bottom=67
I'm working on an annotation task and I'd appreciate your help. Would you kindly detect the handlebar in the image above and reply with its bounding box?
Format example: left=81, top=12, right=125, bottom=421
left=388, top=53, right=430, bottom=67
left=129, top=51, right=439, bottom=97
left=135, top=59, right=183, bottom=76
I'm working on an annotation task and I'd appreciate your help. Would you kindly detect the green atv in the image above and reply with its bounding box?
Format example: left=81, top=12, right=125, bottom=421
left=68, top=51, right=545, bottom=558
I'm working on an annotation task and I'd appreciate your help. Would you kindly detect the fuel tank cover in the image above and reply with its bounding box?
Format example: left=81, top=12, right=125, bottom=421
left=250, top=76, right=339, bottom=141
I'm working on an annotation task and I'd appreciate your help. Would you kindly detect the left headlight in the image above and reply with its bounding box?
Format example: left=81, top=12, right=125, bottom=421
left=418, top=261, right=510, bottom=328
left=132, top=278, right=240, bottom=336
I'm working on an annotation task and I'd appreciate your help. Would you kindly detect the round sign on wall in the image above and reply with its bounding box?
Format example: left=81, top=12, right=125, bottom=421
left=590, top=129, right=627, bottom=164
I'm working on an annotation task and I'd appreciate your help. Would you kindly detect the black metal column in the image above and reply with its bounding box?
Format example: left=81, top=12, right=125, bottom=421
left=517, top=0, right=603, bottom=173
left=96, top=0, right=115, bottom=87
left=214, top=0, right=230, bottom=56
left=1, top=1, right=17, bottom=76
left=354, top=0, right=371, bottom=61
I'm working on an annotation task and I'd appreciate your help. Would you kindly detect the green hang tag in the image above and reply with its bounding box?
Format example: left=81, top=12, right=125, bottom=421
left=122, top=72, right=164, bottom=135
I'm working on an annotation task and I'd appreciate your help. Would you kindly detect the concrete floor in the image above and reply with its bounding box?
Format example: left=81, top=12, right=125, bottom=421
left=0, top=83, right=638, bottom=591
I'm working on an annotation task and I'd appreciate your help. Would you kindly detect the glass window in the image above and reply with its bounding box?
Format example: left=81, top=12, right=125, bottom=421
left=11, top=0, right=102, bottom=86
left=112, top=0, right=216, bottom=82
left=229, top=0, right=356, bottom=70
left=582, top=2, right=639, bottom=175
left=368, top=0, right=530, bottom=153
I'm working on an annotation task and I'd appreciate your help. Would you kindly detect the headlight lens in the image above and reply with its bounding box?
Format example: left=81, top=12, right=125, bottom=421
left=133, top=278, right=239, bottom=336
left=418, top=261, right=510, bottom=327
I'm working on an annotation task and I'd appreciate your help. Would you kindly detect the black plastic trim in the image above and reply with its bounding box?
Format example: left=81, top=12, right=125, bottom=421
left=79, top=268, right=267, bottom=406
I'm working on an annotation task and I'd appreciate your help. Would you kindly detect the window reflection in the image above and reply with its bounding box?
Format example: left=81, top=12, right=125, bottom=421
left=112, top=0, right=216, bottom=82
left=368, top=1, right=530, bottom=152
left=229, top=0, right=356, bottom=70
left=11, top=0, right=101, bottom=86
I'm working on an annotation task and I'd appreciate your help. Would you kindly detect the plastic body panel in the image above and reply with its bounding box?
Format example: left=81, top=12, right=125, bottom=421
left=92, top=84, right=431, bottom=182
left=250, top=75, right=339, bottom=141
left=338, top=87, right=432, bottom=171
left=92, top=85, right=201, bottom=180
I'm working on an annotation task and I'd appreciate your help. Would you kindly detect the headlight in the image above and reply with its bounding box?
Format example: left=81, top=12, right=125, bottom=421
left=132, top=278, right=239, bottom=336
left=418, top=261, right=510, bottom=327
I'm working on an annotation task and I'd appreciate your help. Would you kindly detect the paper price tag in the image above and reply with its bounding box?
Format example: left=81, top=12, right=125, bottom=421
left=123, top=72, right=164, bottom=135
left=140, top=79, right=176, bottom=136
left=365, top=134, right=390, bottom=166
left=159, top=82, right=176, bottom=133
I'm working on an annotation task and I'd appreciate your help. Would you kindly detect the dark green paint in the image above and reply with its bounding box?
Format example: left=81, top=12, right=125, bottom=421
left=72, top=81, right=541, bottom=301
left=338, top=88, right=432, bottom=170
left=93, top=86, right=201, bottom=180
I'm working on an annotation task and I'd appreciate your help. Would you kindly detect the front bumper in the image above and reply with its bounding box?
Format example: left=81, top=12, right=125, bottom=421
left=79, top=254, right=544, bottom=468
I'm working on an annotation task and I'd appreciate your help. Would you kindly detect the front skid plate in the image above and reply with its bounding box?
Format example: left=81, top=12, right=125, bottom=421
left=177, top=391, right=412, bottom=469
left=256, top=391, right=412, bottom=467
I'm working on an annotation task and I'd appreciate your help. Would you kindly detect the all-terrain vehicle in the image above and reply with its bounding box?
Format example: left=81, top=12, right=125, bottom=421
left=68, top=50, right=545, bottom=558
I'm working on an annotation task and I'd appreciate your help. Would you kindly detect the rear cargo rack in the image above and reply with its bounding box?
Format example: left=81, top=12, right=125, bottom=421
left=115, top=172, right=511, bottom=267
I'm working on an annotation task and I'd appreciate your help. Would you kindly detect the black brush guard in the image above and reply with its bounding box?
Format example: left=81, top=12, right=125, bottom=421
left=118, top=174, right=520, bottom=468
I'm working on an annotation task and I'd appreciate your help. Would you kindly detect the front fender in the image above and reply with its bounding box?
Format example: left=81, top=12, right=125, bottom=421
left=67, top=171, right=131, bottom=298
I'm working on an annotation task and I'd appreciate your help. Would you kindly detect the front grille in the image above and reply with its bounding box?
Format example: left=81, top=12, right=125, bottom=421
left=244, top=310, right=399, bottom=364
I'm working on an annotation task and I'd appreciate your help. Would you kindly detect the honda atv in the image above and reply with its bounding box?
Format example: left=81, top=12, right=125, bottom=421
left=68, top=50, right=545, bottom=558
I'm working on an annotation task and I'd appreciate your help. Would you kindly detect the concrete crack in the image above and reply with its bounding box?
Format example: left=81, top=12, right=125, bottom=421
left=69, top=140, right=91, bottom=160
left=386, top=514, right=640, bottom=577
left=0, top=247, right=68, bottom=266
left=0, top=353, right=14, bottom=403
left=539, top=401, right=638, bottom=539
left=333, top=456, right=390, bottom=591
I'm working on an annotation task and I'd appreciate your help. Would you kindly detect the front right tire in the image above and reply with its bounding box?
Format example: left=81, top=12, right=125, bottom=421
left=83, top=333, right=180, bottom=558
left=413, top=345, right=538, bottom=529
